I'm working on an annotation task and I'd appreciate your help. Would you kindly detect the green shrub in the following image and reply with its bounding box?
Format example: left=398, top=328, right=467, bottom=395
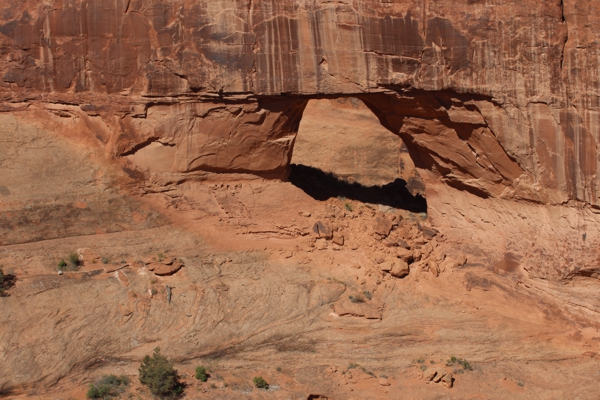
left=195, top=366, right=207, bottom=382
left=139, top=347, right=183, bottom=398
left=363, top=290, right=372, bottom=300
left=344, top=202, right=353, bottom=212
left=349, top=295, right=365, bottom=303
left=58, top=260, right=67, bottom=271
left=102, top=258, right=110, bottom=264
left=253, top=376, right=269, bottom=389
left=87, top=374, right=130, bottom=399
left=0, top=267, right=15, bottom=296
left=446, top=356, right=473, bottom=371
left=69, top=253, right=81, bottom=270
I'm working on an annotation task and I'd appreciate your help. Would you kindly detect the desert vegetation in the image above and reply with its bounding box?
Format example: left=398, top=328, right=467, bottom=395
left=86, top=375, right=130, bottom=399
left=0, top=266, right=16, bottom=296
left=139, top=347, right=184, bottom=398
left=253, top=376, right=269, bottom=389
left=195, top=366, right=208, bottom=382
left=57, top=252, right=81, bottom=271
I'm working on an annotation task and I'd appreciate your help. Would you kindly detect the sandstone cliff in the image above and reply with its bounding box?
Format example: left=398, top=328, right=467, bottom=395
left=0, top=0, right=597, bottom=206
left=1, top=1, right=600, bottom=398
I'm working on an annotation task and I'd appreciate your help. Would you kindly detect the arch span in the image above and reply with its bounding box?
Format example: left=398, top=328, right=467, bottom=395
left=121, top=89, right=534, bottom=204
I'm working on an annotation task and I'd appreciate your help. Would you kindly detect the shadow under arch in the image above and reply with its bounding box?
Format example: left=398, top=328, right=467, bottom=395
left=288, top=164, right=427, bottom=213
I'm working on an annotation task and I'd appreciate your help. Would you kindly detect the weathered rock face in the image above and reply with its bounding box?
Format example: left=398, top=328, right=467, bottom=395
left=3, top=3, right=600, bottom=397
left=0, top=0, right=597, bottom=207
left=0, top=0, right=598, bottom=203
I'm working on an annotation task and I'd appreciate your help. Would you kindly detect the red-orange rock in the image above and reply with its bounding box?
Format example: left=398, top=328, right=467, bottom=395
left=0, top=0, right=594, bottom=208
left=147, top=259, right=184, bottom=276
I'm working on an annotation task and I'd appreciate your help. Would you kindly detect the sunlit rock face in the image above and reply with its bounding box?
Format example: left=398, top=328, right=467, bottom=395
left=0, top=0, right=597, bottom=207
left=2, top=4, right=600, bottom=396
left=1, top=1, right=596, bottom=287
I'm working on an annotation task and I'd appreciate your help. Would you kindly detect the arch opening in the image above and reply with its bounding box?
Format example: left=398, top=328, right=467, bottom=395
left=289, top=97, right=427, bottom=213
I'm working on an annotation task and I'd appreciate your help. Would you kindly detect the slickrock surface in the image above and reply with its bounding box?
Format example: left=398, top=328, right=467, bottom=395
left=1, top=0, right=600, bottom=398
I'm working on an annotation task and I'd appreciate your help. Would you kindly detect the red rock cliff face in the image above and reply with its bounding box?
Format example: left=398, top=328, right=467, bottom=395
left=0, top=0, right=598, bottom=207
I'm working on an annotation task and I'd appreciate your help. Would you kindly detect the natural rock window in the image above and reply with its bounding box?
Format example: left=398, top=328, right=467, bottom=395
left=289, top=97, right=426, bottom=212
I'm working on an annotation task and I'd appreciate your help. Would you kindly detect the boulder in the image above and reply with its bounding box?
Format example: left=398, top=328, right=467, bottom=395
left=390, top=259, right=410, bottom=278
left=315, top=238, right=328, bottom=250
left=397, top=239, right=410, bottom=249
left=380, top=258, right=410, bottom=278
left=379, top=261, right=393, bottom=272
left=424, top=371, right=437, bottom=383
left=441, top=373, right=454, bottom=388
left=373, top=216, right=394, bottom=237
left=149, top=260, right=184, bottom=276
left=396, top=247, right=413, bottom=262
left=312, top=221, right=333, bottom=240
left=332, top=232, right=344, bottom=246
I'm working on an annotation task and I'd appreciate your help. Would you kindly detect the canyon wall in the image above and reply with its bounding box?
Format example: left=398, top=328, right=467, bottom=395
left=0, top=0, right=598, bottom=205
left=0, top=0, right=598, bottom=207
left=2, top=0, right=599, bottom=282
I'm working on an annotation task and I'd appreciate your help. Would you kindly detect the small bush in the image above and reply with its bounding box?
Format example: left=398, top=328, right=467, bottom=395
left=347, top=363, right=360, bottom=370
left=349, top=295, right=365, bottom=303
left=87, top=374, right=130, bottom=399
left=58, top=260, right=67, bottom=271
left=69, top=253, right=81, bottom=270
left=102, top=258, right=110, bottom=264
left=253, top=376, right=269, bottom=389
left=446, top=356, right=473, bottom=371
left=195, top=366, right=207, bottom=382
left=363, top=290, right=372, bottom=300
left=139, top=347, right=184, bottom=398
left=344, top=202, right=353, bottom=212
left=0, top=267, right=16, bottom=295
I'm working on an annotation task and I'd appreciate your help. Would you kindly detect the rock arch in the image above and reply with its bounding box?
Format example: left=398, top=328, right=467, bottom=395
left=119, top=90, right=537, bottom=205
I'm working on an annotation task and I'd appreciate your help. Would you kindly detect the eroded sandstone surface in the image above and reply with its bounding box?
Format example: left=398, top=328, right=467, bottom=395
left=1, top=0, right=600, bottom=399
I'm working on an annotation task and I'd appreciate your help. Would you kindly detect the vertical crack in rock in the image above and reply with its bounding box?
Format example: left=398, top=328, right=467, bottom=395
left=559, top=0, right=568, bottom=74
